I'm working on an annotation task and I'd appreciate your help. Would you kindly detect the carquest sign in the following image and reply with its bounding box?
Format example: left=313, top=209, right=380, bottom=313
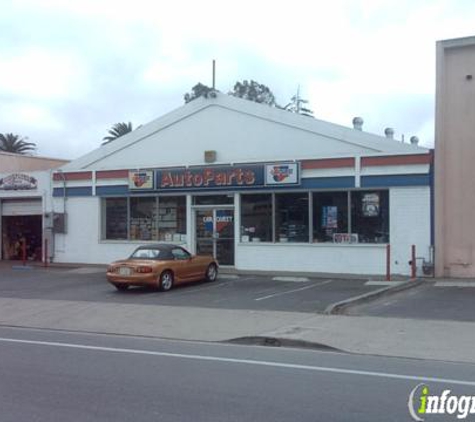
left=156, top=165, right=264, bottom=190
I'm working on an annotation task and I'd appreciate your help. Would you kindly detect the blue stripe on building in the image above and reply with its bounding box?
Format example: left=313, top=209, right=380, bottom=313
left=361, top=174, right=430, bottom=188
left=96, top=185, right=129, bottom=196
left=53, top=187, right=93, bottom=197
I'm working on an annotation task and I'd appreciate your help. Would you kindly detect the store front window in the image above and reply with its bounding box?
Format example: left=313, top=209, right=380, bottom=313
left=240, top=194, right=272, bottom=242
left=275, top=192, right=309, bottom=243
left=238, top=189, right=389, bottom=245
left=158, top=196, right=187, bottom=242
left=130, top=197, right=157, bottom=241
left=102, top=196, right=186, bottom=241
left=313, top=192, right=349, bottom=242
left=351, top=190, right=389, bottom=243
left=103, top=198, right=128, bottom=240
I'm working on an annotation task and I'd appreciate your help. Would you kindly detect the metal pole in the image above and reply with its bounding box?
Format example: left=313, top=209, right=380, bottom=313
left=386, top=244, right=391, bottom=281
left=44, top=238, right=48, bottom=268
left=212, top=60, right=216, bottom=90
left=411, top=244, right=416, bottom=279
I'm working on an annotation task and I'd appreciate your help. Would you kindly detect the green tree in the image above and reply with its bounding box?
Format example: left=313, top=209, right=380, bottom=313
left=0, top=133, right=36, bottom=154
left=184, top=83, right=217, bottom=103
left=102, top=122, right=135, bottom=145
left=229, top=80, right=276, bottom=106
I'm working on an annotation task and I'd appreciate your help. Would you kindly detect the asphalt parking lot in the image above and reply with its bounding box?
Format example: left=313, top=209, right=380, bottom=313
left=0, top=263, right=387, bottom=313
left=346, top=281, right=475, bottom=322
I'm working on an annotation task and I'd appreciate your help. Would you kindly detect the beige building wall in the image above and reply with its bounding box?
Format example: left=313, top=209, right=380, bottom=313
left=435, top=36, right=475, bottom=277
left=0, top=152, right=68, bottom=171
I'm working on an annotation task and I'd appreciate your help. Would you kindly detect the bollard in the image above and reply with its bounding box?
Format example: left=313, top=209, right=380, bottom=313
left=44, top=238, right=49, bottom=268
left=411, top=244, right=416, bottom=279
left=386, top=244, right=391, bottom=281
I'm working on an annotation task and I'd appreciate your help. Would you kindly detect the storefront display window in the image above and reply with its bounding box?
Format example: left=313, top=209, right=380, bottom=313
left=351, top=190, right=389, bottom=243
left=240, top=194, right=272, bottom=242
left=158, top=196, right=187, bottom=242
left=130, top=197, right=157, bottom=241
left=313, top=192, right=349, bottom=242
left=275, top=193, right=309, bottom=243
left=102, top=196, right=186, bottom=241
left=103, top=198, right=128, bottom=240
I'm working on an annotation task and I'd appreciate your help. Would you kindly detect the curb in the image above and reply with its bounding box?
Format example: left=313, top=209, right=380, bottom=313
left=324, top=278, right=425, bottom=315
left=225, top=336, right=344, bottom=352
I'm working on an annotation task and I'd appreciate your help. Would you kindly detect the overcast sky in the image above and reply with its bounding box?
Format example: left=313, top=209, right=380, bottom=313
left=1, top=0, right=474, bottom=160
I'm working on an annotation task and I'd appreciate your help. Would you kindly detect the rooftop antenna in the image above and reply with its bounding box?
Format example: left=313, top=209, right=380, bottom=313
left=212, top=59, right=216, bottom=90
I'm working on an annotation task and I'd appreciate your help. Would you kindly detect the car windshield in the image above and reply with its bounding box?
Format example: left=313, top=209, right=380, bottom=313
left=130, top=248, right=161, bottom=259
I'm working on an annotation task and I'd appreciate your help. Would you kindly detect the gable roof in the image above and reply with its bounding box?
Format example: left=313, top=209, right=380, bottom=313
left=61, top=93, right=429, bottom=171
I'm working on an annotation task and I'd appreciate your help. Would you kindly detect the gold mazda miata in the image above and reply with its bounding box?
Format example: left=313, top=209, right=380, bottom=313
left=106, top=244, right=218, bottom=291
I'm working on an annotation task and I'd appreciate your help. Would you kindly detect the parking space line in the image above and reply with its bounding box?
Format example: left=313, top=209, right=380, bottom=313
left=172, top=281, right=232, bottom=295
left=254, top=280, right=333, bottom=301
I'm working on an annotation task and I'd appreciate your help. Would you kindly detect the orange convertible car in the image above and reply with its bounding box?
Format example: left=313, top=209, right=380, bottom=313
left=106, top=244, right=218, bottom=291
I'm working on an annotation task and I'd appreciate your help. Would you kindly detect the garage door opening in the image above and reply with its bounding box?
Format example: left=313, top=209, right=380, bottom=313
left=1, top=215, right=42, bottom=261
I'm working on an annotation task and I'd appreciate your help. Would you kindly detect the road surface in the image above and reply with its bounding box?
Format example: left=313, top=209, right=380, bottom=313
left=0, top=327, right=474, bottom=421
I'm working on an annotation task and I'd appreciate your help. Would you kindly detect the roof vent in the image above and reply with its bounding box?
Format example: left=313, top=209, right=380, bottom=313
left=410, top=136, right=419, bottom=146
left=352, top=117, right=364, bottom=131
left=384, top=127, right=395, bottom=139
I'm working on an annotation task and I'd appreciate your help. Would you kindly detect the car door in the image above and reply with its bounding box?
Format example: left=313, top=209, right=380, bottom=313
left=171, top=247, right=197, bottom=282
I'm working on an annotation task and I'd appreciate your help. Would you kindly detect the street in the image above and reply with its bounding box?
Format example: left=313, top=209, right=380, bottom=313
left=1, top=326, right=475, bottom=422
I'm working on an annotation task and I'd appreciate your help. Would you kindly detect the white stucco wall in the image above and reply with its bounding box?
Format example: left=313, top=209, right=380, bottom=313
left=53, top=197, right=137, bottom=264
left=236, top=243, right=387, bottom=275
left=389, top=186, right=432, bottom=276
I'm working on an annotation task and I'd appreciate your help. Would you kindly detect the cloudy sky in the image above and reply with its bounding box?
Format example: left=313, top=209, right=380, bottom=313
left=1, top=0, right=474, bottom=159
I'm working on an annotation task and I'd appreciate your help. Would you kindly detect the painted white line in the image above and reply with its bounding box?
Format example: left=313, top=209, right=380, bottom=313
left=365, top=281, right=404, bottom=286
left=255, top=280, right=332, bottom=301
left=435, top=282, right=475, bottom=288
left=0, top=337, right=474, bottom=387
left=174, top=282, right=230, bottom=295
left=219, top=275, right=240, bottom=280
left=67, top=267, right=106, bottom=274
left=272, top=277, right=310, bottom=282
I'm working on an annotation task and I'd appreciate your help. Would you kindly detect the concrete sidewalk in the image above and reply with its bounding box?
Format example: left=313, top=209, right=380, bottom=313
left=0, top=297, right=473, bottom=364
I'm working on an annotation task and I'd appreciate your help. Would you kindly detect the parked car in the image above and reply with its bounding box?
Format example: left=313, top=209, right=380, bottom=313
left=106, top=244, right=218, bottom=291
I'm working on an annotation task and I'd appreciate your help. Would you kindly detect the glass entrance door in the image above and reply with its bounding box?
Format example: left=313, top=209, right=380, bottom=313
left=195, top=209, right=234, bottom=265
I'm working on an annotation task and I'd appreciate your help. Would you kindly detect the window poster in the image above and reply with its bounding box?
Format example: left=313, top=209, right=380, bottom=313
left=322, top=206, right=338, bottom=229
left=362, top=193, right=380, bottom=217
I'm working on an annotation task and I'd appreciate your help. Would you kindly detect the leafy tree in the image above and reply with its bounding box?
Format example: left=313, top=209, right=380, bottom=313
left=281, top=87, right=314, bottom=117
left=229, top=80, right=276, bottom=106
left=0, top=133, right=36, bottom=154
left=184, top=83, right=217, bottom=103
left=102, top=122, right=135, bottom=145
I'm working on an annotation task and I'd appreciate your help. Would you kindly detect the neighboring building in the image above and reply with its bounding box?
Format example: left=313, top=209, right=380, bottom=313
left=435, top=35, right=475, bottom=277
left=52, top=94, right=431, bottom=276
left=0, top=151, right=67, bottom=172
left=0, top=153, right=69, bottom=261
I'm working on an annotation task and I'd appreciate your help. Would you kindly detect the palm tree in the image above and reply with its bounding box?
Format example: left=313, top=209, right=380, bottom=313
left=102, top=122, right=135, bottom=145
left=0, top=133, right=36, bottom=154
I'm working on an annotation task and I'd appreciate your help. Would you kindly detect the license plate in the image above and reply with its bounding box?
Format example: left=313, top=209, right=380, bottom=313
left=119, top=267, right=132, bottom=276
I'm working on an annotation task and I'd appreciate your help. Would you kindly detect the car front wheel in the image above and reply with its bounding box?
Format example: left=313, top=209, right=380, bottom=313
left=159, top=270, right=174, bottom=291
left=205, top=263, right=218, bottom=282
